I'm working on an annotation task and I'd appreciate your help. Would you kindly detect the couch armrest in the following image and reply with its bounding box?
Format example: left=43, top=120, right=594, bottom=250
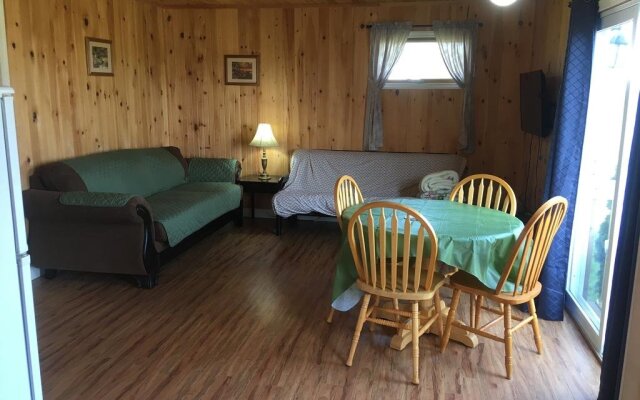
left=24, top=189, right=151, bottom=224
left=60, top=191, right=137, bottom=207
left=187, top=158, right=240, bottom=183
left=23, top=189, right=158, bottom=276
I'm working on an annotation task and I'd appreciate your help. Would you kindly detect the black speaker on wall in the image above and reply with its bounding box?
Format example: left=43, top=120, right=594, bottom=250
left=520, top=70, right=555, bottom=137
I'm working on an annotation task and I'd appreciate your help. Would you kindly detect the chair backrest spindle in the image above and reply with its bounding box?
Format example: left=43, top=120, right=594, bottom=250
left=450, top=174, right=517, bottom=216
left=391, top=210, right=399, bottom=293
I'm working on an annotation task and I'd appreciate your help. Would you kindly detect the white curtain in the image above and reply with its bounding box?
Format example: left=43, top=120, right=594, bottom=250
left=433, top=21, right=478, bottom=152
left=363, top=22, right=412, bottom=151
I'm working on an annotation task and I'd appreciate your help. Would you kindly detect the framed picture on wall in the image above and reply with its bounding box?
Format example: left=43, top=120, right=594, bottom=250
left=224, top=55, right=259, bottom=85
left=85, top=37, right=113, bottom=76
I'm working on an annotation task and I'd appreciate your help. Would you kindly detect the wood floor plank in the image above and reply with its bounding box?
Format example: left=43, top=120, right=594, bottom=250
left=33, top=219, right=600, bottom=399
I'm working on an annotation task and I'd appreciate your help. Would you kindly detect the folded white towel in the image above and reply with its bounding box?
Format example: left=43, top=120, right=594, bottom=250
left=417, top=190, right=451, bottom=200
left=420, top=170, right=459, bottom=193
left=426, top=181, right=456, bottom=191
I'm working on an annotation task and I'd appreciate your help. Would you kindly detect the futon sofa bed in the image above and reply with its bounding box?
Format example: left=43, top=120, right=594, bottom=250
left=272, top=149, right=466, bottom=234
left=23, top=147, right=242, bottom=288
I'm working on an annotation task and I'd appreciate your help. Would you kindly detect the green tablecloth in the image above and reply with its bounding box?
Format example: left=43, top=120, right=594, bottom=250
left=331, top=198, right=524, bottom=311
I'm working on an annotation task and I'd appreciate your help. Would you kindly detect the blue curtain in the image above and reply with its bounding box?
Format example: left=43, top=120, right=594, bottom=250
left=538, top=0, right=599, bottom=320
left=598, top=95, right=640, bottom=399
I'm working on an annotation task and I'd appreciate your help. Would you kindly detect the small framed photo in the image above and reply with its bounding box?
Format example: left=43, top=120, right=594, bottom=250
left=85, top=37, right=113, bottom=76
left=224, top=55, right=259, bottom=85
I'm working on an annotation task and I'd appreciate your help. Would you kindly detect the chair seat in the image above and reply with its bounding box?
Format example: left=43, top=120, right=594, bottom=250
left=356, top=271, right=447, bottom=301
left=449, top=270, right=541, bottom=305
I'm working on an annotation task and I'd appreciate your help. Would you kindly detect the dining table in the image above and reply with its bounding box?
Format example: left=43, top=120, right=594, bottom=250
left=331, top=197, right=525, bottom=350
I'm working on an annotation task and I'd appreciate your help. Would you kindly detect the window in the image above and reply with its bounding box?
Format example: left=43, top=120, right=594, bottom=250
left=385, top=31, right=458, bottom=90
left=566, top=3, right=639, bottom=356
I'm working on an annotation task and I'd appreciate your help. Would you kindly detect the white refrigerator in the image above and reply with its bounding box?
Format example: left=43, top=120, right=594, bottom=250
left=0, top=87, right=42, bottom=399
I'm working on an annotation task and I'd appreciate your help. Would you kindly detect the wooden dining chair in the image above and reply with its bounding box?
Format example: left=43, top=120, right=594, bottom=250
left=449, top=174, right=518, bottom=328
left=449, top=174, right=517, bottom=216
left=440, top=196, right=568, bottom=379
left=327, top=175, right=365, bottom=324
left=334, top=175, right=364, bottom=232
left=345, top=201, right=446, bottom=385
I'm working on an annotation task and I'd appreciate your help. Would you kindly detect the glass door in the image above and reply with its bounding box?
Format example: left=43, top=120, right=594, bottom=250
left=566, top=3, right=640, bottom=356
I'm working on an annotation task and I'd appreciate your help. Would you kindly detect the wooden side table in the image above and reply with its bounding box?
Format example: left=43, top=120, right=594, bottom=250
left=237, top=175, right=285, bottom=219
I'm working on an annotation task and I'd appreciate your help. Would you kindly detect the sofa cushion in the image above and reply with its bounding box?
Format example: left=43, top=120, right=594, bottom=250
left=58, top=147, right=187, bottom=196
left=272, top=149, right=467, bottom=218
left=188, top=158, right=239, bottom=183
left=147, top=182, right=242, bottom=246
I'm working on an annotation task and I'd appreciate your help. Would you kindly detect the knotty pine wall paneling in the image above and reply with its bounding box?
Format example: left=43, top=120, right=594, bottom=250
left=468, top=0, right=570, bottom=211
left=158, top=1, right=569, bottom=211
left=160, top=4, right=465, bottom=179
left=163, top=7, right=292, bottom=176
left=6, top=0, right=570, bottom=212
left=5, top=0, right=168, bottom=186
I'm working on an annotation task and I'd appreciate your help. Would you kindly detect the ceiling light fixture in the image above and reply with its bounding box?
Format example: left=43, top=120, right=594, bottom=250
left=490, top=0, right=518, bottom=6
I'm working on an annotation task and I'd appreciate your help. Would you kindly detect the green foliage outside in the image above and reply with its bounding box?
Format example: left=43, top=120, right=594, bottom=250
left=586, top=199, right=613, bottom=309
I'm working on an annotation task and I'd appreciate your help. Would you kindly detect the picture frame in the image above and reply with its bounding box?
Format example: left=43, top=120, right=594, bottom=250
left=224, top=55, right=259, bottom=86
left=85, top=37, right=113, bottom=76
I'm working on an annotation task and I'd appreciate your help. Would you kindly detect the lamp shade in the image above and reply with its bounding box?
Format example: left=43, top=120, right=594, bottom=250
left=249, top=123, right=278, bottom=148
left=490, top=0, right=517, bottom=6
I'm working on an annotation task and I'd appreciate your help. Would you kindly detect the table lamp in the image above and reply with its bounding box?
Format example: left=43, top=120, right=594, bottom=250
left=249, top=123, right=279, bottom=181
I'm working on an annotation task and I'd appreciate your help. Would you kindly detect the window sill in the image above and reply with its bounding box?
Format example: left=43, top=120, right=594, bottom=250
left=384, top=82, right=460, bottom=90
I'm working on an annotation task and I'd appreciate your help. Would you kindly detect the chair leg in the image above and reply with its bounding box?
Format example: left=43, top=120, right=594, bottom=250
left=434, top=290, right=444, bottom=335
left=504, top=304, right=513, bottom=380
left=469, top=294, right=476, bottom=328
left=346, top=294, right=371, bottom=367
left=411, top=301, right=420, bottom=385
left=369, top=296, right=380, bottom=332
left=440, top=289, right=461, bottom=353
left=474, top=296, right=484, bottom=329
left=326, top=307, right=335, bottom=324
left=529, top=299, right=543, bottom=355
left=393, top=298, right=402, bottom=335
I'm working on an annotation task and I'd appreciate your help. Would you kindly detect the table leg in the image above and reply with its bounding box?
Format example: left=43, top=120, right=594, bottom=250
left=389, top=298, right=477, bottom=351
left=251, top=192, right=256, bottom=219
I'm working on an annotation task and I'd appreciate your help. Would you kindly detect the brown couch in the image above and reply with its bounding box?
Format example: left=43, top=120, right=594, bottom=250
left=23, top=147, right=243, bottom=288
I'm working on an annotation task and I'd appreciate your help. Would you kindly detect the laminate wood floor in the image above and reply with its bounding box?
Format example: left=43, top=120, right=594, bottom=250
left=33, top=219, right=600, bottom=400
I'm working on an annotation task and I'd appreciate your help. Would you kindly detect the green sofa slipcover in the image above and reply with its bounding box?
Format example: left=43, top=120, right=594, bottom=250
left=23, top=147, right=242, bottom=287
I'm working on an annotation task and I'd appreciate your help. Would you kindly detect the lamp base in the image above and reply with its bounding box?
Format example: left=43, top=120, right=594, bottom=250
left=258, top=148, right=271, bottom=181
